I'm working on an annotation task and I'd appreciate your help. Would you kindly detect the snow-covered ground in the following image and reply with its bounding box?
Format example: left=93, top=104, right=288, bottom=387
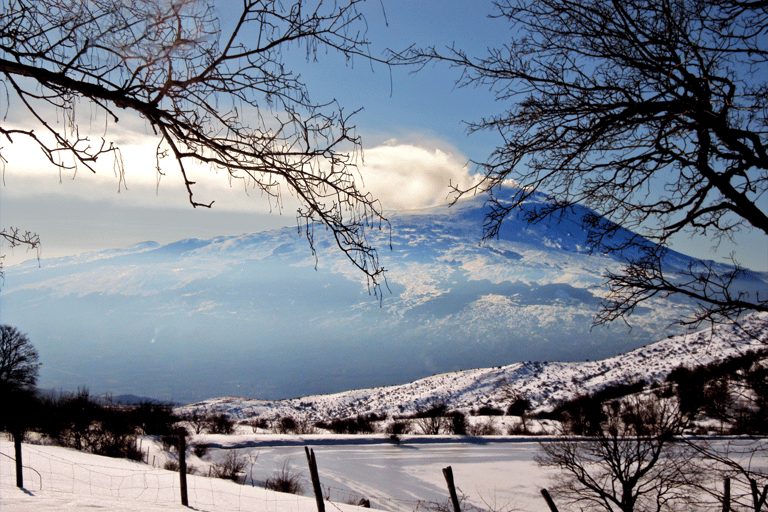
left=0, top=437, right=381, bottom=512
left=1, top=437, right=555, bottom=512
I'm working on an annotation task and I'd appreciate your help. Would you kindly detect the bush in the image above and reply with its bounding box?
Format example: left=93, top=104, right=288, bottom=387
left=211, top=451, right=247, bottom=483
left=192, top=442, right=210, bottom=458
left=507, top=398, right=532, bottom=417
left=264, top=461, right=304, bottom=495
left=414, top=403, right=448, bottom=419
left=180, top=409, right=211, bottom=435
left=243, top=417, right=269, bottom=432
left=164, top=459, right=198, bottom=475
left=160, top=432, right=185, bottom=453
left=316, top=414, right=378, bottom=434
left=386, top=420, right=411, bottom=435
left=130, top=401, right=178, bottom=436
left=208, top=413, right=236, bottom=435
left=415, top=415, right=445, bottom=435
left=36, top=389, right=142, bottom=460
left=468, top=417, right=499, bottom=436
left=273, top=416, right=297, bottom=434
left=446, top=411, right=467, bottom=435
left=507, top=421, right=531, bottom=435
left=87, top=406, right=143, bottom=460
left=472, top=405, right=504, bottom=416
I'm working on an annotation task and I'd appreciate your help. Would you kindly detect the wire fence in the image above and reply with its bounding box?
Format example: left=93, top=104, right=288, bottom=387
left=0, top=440, right=350, bottom=512
left=1, top=439, right=469, bottom=512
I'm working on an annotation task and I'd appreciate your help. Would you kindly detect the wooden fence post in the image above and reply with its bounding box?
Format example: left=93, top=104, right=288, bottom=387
left=178, top=431, right=188, bottom=507
left=541, top=489, right=560, bottom=512
left=442, top=466, right=461, bottom=512
left=305, top=447, right=325, bottom=512
left=13, top=430, right=23, bottom=489
left=722, top=477, right=730, bottom=512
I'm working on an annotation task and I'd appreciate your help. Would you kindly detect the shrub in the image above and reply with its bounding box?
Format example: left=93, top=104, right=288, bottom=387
left=446, top=411, right=467, bottom=435
left=211, top=450, right=248, bottom=483
left=208, top=413, right=236, bottom=435
left=160, top=431, right=187, bottom=453
left=412, top=402, right=449, bottom=435
left=468, top=417, right=499, bottom=436
left=473, top=405, right=504, bottom=416
left=192, top=442, right=210, bottom=458
left=164, top=459, right=198, bottom=475
left=264, top=461, right=304, bottom=495
left=273, top=416, right=297, bottom=434
left=130, top=401, right=178, bottom=436
left=415, top=415, right=445, bottom=435
left=243, top=417, right=269, bottom=432
left=345, top=495, right=371, bottom=507
left=507, top=398, right=532, bottom=417
left=86, top=406, right=143, bottom=460
left=386, top=420, right=411, bottom=435
left=507, top=421, right=531, bottom=435
left=180, top=409, right=210, bottom=435
left=36, top=389, right=142, bottom=460
left=316, top=414, right=378, bottom=434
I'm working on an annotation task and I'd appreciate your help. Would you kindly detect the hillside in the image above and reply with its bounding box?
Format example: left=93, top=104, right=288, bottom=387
left=179, top=312, right=768, bottom=423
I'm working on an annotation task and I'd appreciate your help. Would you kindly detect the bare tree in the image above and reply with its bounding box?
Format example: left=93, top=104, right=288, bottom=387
left=0, top=0, right=389, bottom=290
left=536, top=396, right=700, bottom=512
left=0, top=324, right=40, bottom=393
left=394, top=0, right=768, bottom=326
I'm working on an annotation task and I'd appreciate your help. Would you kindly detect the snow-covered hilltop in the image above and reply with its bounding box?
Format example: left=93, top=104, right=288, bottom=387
left=181, top=313, right=768, bottom=422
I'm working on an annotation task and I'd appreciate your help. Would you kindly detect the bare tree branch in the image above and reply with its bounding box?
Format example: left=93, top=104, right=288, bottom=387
left=0, top=0, right=391, bottom=294
left=391, top=0, right=768, bottom=325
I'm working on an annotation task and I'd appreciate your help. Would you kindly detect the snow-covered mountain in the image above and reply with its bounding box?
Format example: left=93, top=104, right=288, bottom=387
left=3, top=187, right=766, bottom=403
left=179, top=312, right=768, bottom=422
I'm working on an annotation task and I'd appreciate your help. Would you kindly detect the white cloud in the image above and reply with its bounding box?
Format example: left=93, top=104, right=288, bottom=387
left=357, top=142, right=482, bottom=211
left=2, top=121, right=482, bottom=215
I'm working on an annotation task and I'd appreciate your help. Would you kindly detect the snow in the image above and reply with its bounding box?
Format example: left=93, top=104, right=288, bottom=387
left=0, top=438, right=376, bottom=512
left=7, top=436, right=764, bottom=512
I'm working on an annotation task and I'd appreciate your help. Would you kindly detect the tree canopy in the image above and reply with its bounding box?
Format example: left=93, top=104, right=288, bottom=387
left=395, top=0, right=768, bottom=326
left=0, top=0, right=389, bottom=291
left=0, top=324, right=40, bottom=393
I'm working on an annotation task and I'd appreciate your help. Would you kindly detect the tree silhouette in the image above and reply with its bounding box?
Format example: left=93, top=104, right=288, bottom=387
left=0, top=0, right=389, bottom=290
left=395, top=0, right=768, bottom=326
left=0, top=324, right=40, bottom=393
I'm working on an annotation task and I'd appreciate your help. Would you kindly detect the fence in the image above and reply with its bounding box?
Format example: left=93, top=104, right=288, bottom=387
left=6, top=436, right=746, bottom=512
left=0, top=439, right=351, bottom=512
left=3, top=437, right=532, bottom=512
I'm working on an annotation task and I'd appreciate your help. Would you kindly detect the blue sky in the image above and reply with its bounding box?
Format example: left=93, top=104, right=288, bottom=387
left=1, top=0, right=766, bottom=272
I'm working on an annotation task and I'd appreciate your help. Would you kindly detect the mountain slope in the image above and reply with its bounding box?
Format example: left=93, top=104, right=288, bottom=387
left=3, top=187, right=765, bottom=403
left=181, top=312, right=768, bottom=422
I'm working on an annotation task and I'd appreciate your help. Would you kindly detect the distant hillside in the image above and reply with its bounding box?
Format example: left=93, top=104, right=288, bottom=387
left=4, top=186, right=766, bottom=403
left=179, top=313, right=768, bottom=422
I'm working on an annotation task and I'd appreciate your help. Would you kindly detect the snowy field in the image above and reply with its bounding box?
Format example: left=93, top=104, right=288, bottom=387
left=206, top=437, right=557, bottom=511
left=1, top=437, right=555, bottom=512
left=4, top=436, right=768, bottom=511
